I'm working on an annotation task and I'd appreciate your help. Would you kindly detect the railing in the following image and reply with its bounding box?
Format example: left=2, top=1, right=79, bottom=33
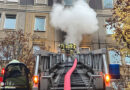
left=34, top=50, right=62, bottom=75
left=78, top=48, right=111, bottom=89
left=34, top=48, right=108, bottom=77
left=33, top=48, right=111, bottom=90
left=78, top=48, right=108, bottom=75
left=33, top=50, right=62, bottom=90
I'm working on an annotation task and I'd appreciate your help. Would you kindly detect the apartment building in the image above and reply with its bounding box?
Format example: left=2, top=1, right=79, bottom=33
left=0, top=0, right=57, bottom=52
left=0, top=0, right=116, bottom=53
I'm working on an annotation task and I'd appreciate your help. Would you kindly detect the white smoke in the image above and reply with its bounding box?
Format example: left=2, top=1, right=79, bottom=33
left=50, top=0, right=99, bottom=46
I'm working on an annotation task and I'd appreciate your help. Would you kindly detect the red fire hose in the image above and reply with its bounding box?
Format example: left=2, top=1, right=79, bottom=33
left=64, top=58, right=77, bottom=90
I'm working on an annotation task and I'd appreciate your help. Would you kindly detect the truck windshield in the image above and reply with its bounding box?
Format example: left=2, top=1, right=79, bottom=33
left=4, top=64, right=27, bottom=86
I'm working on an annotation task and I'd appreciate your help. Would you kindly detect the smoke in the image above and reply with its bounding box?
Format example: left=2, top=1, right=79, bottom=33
left=50, top=0, right=99, bottom=46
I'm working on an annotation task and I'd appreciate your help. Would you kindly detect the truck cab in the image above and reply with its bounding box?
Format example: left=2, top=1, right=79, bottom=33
left=2, top=60, right=30, bottom=90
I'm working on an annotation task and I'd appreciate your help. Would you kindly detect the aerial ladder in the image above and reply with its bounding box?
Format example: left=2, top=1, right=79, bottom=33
left=32, top=47, right=112, bottom=90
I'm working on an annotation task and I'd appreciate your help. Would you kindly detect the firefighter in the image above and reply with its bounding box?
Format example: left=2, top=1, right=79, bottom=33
left=59, top=44, right=64, bottom=49
left=59, top=43, right=77, bottom=55
left=70, top=50, right=74, bottom=55
left=73, top=44, right=76, bottom=50
left=65, top=44, right=68, bottom=50
left=59, top=44, right=65, bottom=53
left=69, top=43, right=73, bottom=50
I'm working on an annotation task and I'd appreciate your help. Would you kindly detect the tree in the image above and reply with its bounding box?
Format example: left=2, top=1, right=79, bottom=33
left=106, top=0, right=130, bottom=88
left=0, top=30, right=35, bottom=76
left=106, top=0, right=130, bottom=62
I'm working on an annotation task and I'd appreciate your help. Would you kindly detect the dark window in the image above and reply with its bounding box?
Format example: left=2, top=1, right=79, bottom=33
left=48, top=0, right=62, bottom=6
left=62, top=31, right=67, bottom=42
left=20, top=0, right=34, bottom=5
left=48, top=0, right=53, bottom=6
left=89, top=0, right=102, bottom=9
left=57, top=0, right=62, bottom=4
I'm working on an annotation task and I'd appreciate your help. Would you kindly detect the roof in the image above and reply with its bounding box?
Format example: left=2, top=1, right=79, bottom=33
left=9, top=59, right=20, bottom=64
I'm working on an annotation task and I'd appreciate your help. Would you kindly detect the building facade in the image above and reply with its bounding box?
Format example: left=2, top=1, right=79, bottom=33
left=80, top=0, right=117, bottom=51
left=0, top=0, right=116, bottom=53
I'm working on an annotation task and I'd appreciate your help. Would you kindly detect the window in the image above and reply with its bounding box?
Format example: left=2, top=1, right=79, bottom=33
left=20, top=0, right=34, bottom=5
left=89, top=0, right=102, bottom=9
left=108, top=50, right=121, bottom=65
left=56, top=0, right=62, bottom=4
left=5, top=64, right=28, bottom=86
left=48, top=0, right=62, bottom=6
left=35, top=0, right=47, bottom=5
left=33, top=46, right=40, bottom=53
left=4, top=14, right=16, bottom=29
left=64, top=0, right=73, bottom=5
left=0, top=51, right=6, bottom=60
left=0, top=46, right=11, bottom=60
left=80, top=47, right=90, bottom=53
left=125, top=56, right=130, bottom=65
left=108, top=50, right=130, bottom=65
left=104, top=0, right=113, bottom=9
left=34, top=16, right=46, bottom=31
left=7, top=0, right=18, bottom=2
left=48, top=0, right=53, bottom=6
left=105, top=22, right=115, bottom=34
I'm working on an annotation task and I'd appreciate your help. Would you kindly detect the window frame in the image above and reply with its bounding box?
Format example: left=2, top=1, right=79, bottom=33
left=34, top=16, right=46, bottom=32
left=4, top=14, right=17, bottom=30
